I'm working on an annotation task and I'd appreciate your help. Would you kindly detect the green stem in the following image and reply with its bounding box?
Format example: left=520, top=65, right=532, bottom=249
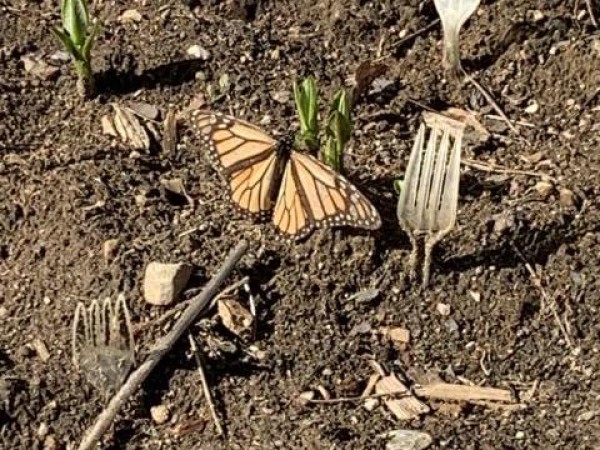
left=74, top=58, right=95, bottom=98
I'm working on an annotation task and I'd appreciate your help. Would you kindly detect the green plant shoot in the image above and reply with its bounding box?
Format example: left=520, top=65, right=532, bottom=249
left=52, top=0, right=100, bottom=97
left=293, top=77, right=319, bottom=152
left=322, top=89, right=352, bottom=172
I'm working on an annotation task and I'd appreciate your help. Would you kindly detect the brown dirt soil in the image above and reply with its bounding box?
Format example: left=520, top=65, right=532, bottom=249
left=1, top=0, right=600, bottom=449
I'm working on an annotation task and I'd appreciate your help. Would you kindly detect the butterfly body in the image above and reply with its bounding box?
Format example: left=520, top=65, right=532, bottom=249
left=192, top=110, right=381, bottom=240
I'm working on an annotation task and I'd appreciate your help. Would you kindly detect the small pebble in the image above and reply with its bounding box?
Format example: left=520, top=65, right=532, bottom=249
left=535, top=181, right=554, bottom=199
left=43, top=435, right=57, bottom=450
left=524, top=100, right=539, bottom=114
left=0, top=306, right=7, bottom=319
left=363, top=398, right=379, bottom=411
left=37, top=422, right=49, bottom=439
left=515, top=431, right=525, bottom=440
left=21, top=55, right=59, bottom=80
left=444, top=319, right=459, bottom=333
left=559, top=188, right=576, bottom=208
left=271, top=90, right=291, bottom=104
left=295, top=390, right=315, bottom=407
left=119, top=9, right=142, bottom=22
left=150, top=405, right=170, bottom=425
left=384, top=429, right=432, bottom=450
left=437, top=303, right=451, bottom=316
left=49, top=50, right=70, bottom=63
left=387, top=327, right=410, bottom=344
left=186, top=45, right=211, bottom=60
left=103, top=239, right=120, bottom=263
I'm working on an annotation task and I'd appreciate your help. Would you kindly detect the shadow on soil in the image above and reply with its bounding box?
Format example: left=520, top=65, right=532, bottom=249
left=439, top=215, right=576, bottom=274
left=96, top=58, right=207, bottom=97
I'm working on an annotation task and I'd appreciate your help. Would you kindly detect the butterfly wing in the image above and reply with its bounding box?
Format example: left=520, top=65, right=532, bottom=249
left=191, top=111, right=280, bottom=216
left=273, top=151, right=381, bottom=240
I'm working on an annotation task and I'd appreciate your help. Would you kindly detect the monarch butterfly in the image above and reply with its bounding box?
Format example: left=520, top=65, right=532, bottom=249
left=191, top=111, right=381, bottom=240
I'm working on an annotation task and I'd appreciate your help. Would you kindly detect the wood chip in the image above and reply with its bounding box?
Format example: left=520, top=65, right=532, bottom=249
left=162, top=108, right=178, bottom=153
left=415, top=382, right=514, bottom=403
left=101, top=115, right=118, bottom=137
left=361, top=373, right=381, bottom=398
left=217, top=296, right=253, bottom=337
left=32, top=338, right=50, bottom=363
left=317, top=385, right=331, bottom=400
left=375, top=375, right=430, bottom=420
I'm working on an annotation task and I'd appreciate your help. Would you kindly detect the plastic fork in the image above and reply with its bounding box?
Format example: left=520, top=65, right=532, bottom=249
left=72, top=294, right=135, bottom=397
left=397, top=112, right=465, bottom=287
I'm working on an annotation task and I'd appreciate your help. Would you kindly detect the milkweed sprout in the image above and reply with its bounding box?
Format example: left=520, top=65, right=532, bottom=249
left=293, top=77, right=320, bottom=152
left=293, top=77, right=353, bottom=173
left=322, top=89, right=352, bottom=173
left=52, top=0, right=100, bottom=97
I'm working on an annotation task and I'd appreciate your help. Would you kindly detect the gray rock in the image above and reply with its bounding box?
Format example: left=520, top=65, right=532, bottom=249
left=384, top=429, right=432, bottom=450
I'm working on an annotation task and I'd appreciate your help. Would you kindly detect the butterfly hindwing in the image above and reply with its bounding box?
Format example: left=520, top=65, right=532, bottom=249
left=273, top=151, right=382, bottom=240
left=192, top=111, right=279, bottom=216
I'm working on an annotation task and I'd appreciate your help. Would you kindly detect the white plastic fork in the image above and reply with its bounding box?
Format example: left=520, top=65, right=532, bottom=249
left=72, top=294, right=135, bottom=397
left=397, top=112, right=465, bottom=287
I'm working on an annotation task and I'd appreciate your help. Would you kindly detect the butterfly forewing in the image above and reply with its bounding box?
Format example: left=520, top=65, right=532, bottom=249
left=192, top=111, right=279, bottom=217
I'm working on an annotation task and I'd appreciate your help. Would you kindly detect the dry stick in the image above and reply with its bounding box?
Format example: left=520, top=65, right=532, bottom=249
left=188, top=333, right=223, bottom=436
left=306, top=390, right=411, bottom=405
left=511, top=244, right=574, bottom=350
left=77, top=240, right=249, bottom=450
left=462, top=70, right=519, bottom=135
left=461, top=158, right=556, bottom=182
left=585, top=0, right=599, bottom=27
left=382, top=19, right=441, bottom=56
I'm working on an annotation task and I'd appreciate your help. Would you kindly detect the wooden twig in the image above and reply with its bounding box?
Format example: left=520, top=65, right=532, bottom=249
left=511, top=244, right=574, bottom=350
left=585, top=0, right=598, bottom=27
left=461, top=158, right=556, bottom=182
left=188, top=333, right=223, bottom=436
left=77, top=240, right=249, bottom=450
left=463, top=71, right=519, bottom=135
left=387, top=19, right=441, bottom=52
left=306, top=390, right=411, bottom=405
left=414, top=383, right=513, bottom=403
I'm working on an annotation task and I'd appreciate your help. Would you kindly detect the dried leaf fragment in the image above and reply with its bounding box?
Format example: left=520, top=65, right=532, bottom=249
left=217, top=296, right=253, bottom=337
left=375, top=375, right=430, bottom=420
left=352, top=60, right=389, bottom=99
left=112, top=104, right=151, bottom=151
